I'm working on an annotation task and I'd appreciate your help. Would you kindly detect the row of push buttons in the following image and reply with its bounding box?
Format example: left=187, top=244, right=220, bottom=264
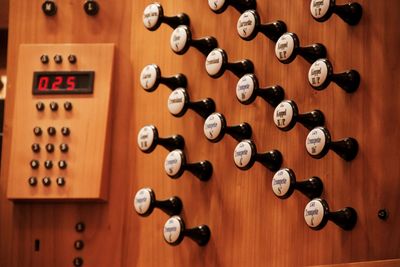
left=28, top=176, right=65, bottom=187
left=30, top=159, right=67, bottom=169
left=32, top=143, right=69, bottom=153
left=36, top=101, right=73, bottom=111
left=33, top=126, right=70, bottom=136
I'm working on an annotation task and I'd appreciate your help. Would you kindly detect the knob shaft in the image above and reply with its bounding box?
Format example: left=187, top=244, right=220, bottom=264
left=275, top=32, right=326, bottom=64
left=203, top=112, right=252, bottom=143
left=140, top=64, right=187, bottom=92
left=308, top=58, right=360, bottom=93
left=233, top=140, right=282, bottom=172
left=143, top=3, right=190, bottom=31
left=306, top=126, right=358, bottom=161
left=236, top=74, right=284, bottom=106
left=273, top=100, right=325, bottom=131
left=304, top=198, right=357, bottom=230
left=310, top=0, right=362, bottom=25
left=164, top=149, right=212, bottom=181
left=170, top=25, right=218, bottom=56
left=205, top=48, right=254, bottom=78
left=137, top=125, right=185, bottom=153
left=134, top=188, right=183, bottom=217
left=163, top=216, right=211, bottom=246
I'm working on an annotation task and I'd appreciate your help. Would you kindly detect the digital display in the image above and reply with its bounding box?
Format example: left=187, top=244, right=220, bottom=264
left=32, top=71, right=95, bottom=95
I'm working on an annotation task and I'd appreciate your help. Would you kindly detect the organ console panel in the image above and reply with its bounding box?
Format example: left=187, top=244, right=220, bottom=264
left=0, top=1, right=400, bottom=267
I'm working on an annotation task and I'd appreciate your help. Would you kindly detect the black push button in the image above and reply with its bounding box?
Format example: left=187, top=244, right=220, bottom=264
left=84, top=0, right=99, bottom=16
left=73, top=257, right=84, bottom=267
left=50, top=101, right=58, bottom=111
left=30, top=160, right=40, bottom=169
left=32, top=143, right=41, bottom=153
left=42, top=1, right=57, bottom=16
left=58, top=160, right=67, bottom=169
left=46, top=143, right=55, bottom=153
left=75, top=222, right=85, bottom=233
left=44, top=160, right=53, bottom=169
left=28, top=176, right=38, bottom=186
left=42, top=176, right=51, bottom=186
left=36, top=102, right=45, bottom=111
left=33, top=127, right=42, bottom=136
left=64, top=101, right=73, bottom=111
left=61, top=127, right=70, bottom=136
left=68, top=55, right=77, bottom=64
left=60, top=143, right=69, bottom=153
left=54, top=54, right=62, bottom=64
left=40, top=55, right=49, bottom=64
left=56, top=177, right=65, bottom=186
left=47, top=127, right=56, bottom=136
left=74, top=240, right=84, bottom=250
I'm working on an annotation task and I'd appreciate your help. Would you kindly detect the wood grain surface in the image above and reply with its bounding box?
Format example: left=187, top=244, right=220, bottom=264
left=0, top=0, right=399, bottom=266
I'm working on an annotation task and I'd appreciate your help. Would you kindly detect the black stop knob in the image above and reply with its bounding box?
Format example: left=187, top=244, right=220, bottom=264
left=273, top=100, right=325, bottom=131
left=203, top=112, right=252, bottom=143
left=308, top=58, right=360, bottom=93
left=28, top=176, right=38, bottom=186
left=33, top=127, right=42, bottom=136
left=163, top=216, right=211, bottom=246
left=47, top=127, right=56, bottom=136
left=58, top=160, right=67, bottom=169
left=42, top=0, right=57, bottom=16
left=233, top=139, right=282, bottom=172
left=310, top=0, right=362, bottom=25
left=42, top=176, right=51, bottom=186
left=164, top=149, right=213, bottom=181
left=167, top=88, right=216, bottom=119
left=84, top=0, right=99, bottom=16
left=137, top=125, right=185, bottom=153
left=304, top=198, right=357, bottom=230
left=275, top=32, right=327, bottom=64
left=236, top=74, right=284, bottom=106
left=61, top=127, right=70, bottom=136
left=306, top=126, right=358, bottom=161
left=73, top=257, right=84, bottom=267
left=140, top=64, right=187, bottom=92
left=208, top=0, right=256, bottom=14
left=32, top=143, right=41, bottom=153
left=45, top=143, right=54, bottom=153
left=60, top=143, right=69, bottom=153
left=170, top=25, right=218, bottom=56
left=64, top=101, right=73, bottom=111
left=272, top=168, right=323, bottom=199
left=50, top=101, right=58, bottom=111
left=134, top=188, right=183, bottom=217
left=30, top=160, right=40, bottom=169
left=74, top=240, right=84, bottom=250
left=237, top=9, right=286, bottom=42
left=56, top=177, right=66, bottom=186
left=75, top=222, right=85, bottom=233
left=44, top=160, right=53, bottom=169
left=143, top=3, right=190, bottom=31
left=36, top=102, right=45, bottom=111
left=205, top=48, right=254, bottom=79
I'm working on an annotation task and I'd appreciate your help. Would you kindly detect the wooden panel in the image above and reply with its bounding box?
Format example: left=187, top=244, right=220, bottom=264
left=0, top=0, right=399, bottom=267
left=313, top=259, right=400, bottom=267
left=0, top=0, right=8, bottom=28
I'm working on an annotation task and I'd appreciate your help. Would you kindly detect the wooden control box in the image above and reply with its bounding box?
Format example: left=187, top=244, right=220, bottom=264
left=7, top=43, right=114, bottom=201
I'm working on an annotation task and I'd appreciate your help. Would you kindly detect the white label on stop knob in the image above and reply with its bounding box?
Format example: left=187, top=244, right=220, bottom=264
left=273, top=101, right=294, bottom=128
left=137, top=126, right=154, bottom=151
left=275, top=33, right=295, bottom=61
left=205, top=49, right=223, bottom=76
left=170, top=26, right=188, bottom=53
left=304, top=199, right=325, bottom=228
left=310, top=0, right=330, bottom=19
left=208, top=0, right=225, bottom=11
left=134, top=188, right=151, bottom=214
left=143, top=4, right=160, bottom=29
left=164, top=150, right=183, bottom=176
left=236, top=74, right=255, bottom=102
left=163, top=216, right=182, bottom=244
left=237, top=11, right=256, bottom=38
left=167, top=89, right=186, bottom=115
left=306, top=128, right=326, bottom=156
left=272, top=169, right=291, bottom=197
left=140, top=65, right=157, bottom=90
left=203, top=113, right=222, bottom=140
left=233, top=141, right=252, bottom=168
left=308, top=59, right=328, bottom=87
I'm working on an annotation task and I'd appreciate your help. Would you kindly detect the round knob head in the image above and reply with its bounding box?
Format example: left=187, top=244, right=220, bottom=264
left=272, top=168, right=296, bottom=199
left=273, top=100, right=298, bottom=131
left=305, top=127, right=331, bottom=159
left=164, top=149, right=185, bottom=178
left=140, top=64, right=161, bottom=92
left=233, top=140, right=256, bottom=170
left=203, top=113, right=226, bottom=142
left=236, top=74, right=258, bottom=104
left=237, top=10, right=259, bottom=41
left=167, top=88, right=189, bottom=117
left=134, top=188, right=155, bottom=217
left=163, top=215, right=185, bottom=245
left=142, top=3, right=163, bottom=31
left=208, top=0, right=228, bottom=13
left=137, top=125, right=158, bottom=153
left=275, top=32, right=299, bottom=64
left=308, top=58, right=332, bottom=90
left=205, top=48, right=227, bottom=78
left=170, top=25, right=191, bottom=55
left=304, top=198, right=329, bottom=230
left=310, top=0, right=334, bottom=22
